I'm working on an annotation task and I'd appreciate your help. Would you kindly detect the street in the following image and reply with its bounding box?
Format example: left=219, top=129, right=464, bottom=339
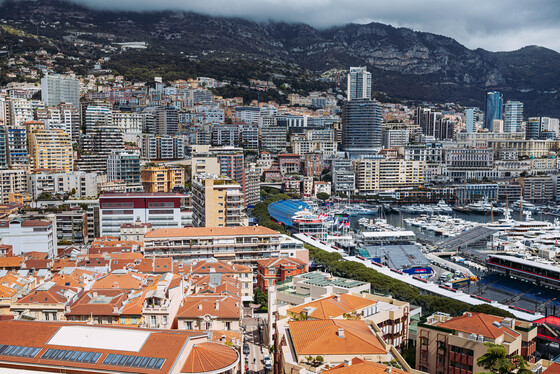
left=242, top=316, right=268, bottom=374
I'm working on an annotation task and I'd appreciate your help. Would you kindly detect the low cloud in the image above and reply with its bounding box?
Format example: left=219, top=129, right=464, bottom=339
left=62, top=0, right=560, bottom=52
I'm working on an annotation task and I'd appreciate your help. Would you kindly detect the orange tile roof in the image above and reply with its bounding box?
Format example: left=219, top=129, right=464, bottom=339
left=190, top=259, right=250, bottom=274
left=288, top=319, right=386, bottom=356
left=438, top=312, right=520, bottom=339
left=257, top=257, right=307, bottom=268
left=66, top=289, right=127, bottom=316
left=0, top=284, right=17, bottom=298
left=0, top=320, right=210, bottom=374
left=177, top=295, right=241, bottom=319
left=181, top=342, right=239, bottom=373
left=544, top=363, right=560, bottom=374
left=145, top=226, right=279, bottom=239
left=16, top=283, right=76, bottom=305
left=120, top=290, right=146, bottom=315
left=51, top=273, right=84, bottom=288
left=23, top=251, right=49, bottom=260
left=0, top=257, right=24, bottom=268
left=323, top=358, right=407, bottom=374
left=288, top=294, right=376, bottom=319
left=92, top=272, right=145, bottom=290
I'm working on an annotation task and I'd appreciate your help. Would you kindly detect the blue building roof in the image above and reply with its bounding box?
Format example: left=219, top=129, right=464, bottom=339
left=268, top=200, right=309, bottom=227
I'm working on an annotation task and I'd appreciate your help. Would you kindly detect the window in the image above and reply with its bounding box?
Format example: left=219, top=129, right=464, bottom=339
left=120, top=317, right=125, bottom=324
left=185, top=321, right=192, bottom=329
left=225, top=322, right=231, bottom=331
left=150, top=316, right=156, bottom=326
left=132, top=317, right=137, bottom=324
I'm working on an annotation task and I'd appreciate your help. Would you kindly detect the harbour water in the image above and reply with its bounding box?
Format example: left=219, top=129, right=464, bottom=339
left=350, top=210, right=559, bottom=242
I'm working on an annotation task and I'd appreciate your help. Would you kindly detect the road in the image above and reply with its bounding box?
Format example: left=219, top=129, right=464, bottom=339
left=242, top=316, right=268, bottom=374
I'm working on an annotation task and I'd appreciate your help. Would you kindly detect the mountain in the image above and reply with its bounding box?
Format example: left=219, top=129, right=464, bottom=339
left=1, top=0, right=559, bottom=116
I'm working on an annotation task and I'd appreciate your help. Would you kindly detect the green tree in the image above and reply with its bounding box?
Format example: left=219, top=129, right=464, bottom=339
left=316, top=192, right=330, bottom=201
left=253, top=288, right=268, bottom=312
left=476, top=342, right=531, bottom=374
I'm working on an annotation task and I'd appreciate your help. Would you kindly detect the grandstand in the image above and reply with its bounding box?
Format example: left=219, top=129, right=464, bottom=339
left=471, top=273, right=560, bottom=316
left=488, top=255, right=560, bottom=289
left=360, top=244, right=432, bottom=275
left=437, top=226, right=497, bottom=251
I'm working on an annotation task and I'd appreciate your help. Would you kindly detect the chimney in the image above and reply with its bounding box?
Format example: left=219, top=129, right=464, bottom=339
left=467, top=312, right=472, bottom=317
left=343, top=359, right=351, bottom=367
left=337, top=328, right=345, bottom=338
left=385, top=367, right=392, bottom=374
left=334, top=294, right=341, bottom=302
left=215, top=301, right=219, bottom=310
left=502, top=318, right=515, bottom=328
left=198, top=304, right=202, bottom=310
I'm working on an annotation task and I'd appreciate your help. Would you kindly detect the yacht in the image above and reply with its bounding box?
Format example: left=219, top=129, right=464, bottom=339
left=511, top=198, right=538, bottom=212
left=435, top=200, right=453, bottom=213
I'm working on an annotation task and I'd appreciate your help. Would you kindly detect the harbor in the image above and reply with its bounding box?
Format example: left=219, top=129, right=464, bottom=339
left=268, top=198, right=560, bottom=318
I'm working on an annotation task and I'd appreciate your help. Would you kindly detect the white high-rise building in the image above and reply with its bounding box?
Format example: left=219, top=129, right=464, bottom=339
left=347, top=66, right=372, bottom=101
left=85, top=105, right=112, bottom=132
left=41, top=74, right=80, bottom=107
left=504, top=101, right=524, bottom=133
left=465, top=108, right=475, bottom=133
left=113, top=111, right=144, bottom=143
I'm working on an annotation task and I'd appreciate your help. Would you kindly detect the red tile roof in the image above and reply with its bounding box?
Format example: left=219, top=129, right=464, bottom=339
left=15, top=283, right=76, bottom=305
left=0, top=257, right=24, bottom=268
left=544, top=363, right=560, bottom=374
left=0, top=320, right=212, bottom=374
left=21, top=220, right=51, bottom=227
left=323, top=358, right=408, bottom=374
left=181, top=342, right=239, bottom=373
left=288, top=319, right=386, bottom=356
left=177, top=295, right=241, bottom=320
left=438, top=312, right=520, bottom=339
left=66, top=289, right=128, bottom=316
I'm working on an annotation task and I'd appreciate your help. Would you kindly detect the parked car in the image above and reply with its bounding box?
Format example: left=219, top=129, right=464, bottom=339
left=243, top=343, right=250, bottom=355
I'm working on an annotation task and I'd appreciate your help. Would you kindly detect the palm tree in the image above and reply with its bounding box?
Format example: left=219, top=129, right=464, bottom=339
left=477, top=342, right=532, bottom=374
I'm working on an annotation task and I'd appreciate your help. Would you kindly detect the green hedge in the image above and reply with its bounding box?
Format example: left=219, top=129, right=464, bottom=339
left=306, top=244, right=515, bottom=318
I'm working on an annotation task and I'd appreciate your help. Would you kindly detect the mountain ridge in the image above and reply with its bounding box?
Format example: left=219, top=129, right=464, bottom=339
left=1, top=0, right=559, bottom=116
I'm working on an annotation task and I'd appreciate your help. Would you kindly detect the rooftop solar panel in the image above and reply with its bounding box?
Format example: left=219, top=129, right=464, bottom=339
left=0, top=345, right=41, bottom=358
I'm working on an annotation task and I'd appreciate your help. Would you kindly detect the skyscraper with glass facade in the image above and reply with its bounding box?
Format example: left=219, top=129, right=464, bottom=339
left=504, top=101, right=524, bottom=133
left=465, top=108, right=475, bottom=133
left=341, top=98, right=383, bottom=152
left=484, top=91, right=503, bottom=131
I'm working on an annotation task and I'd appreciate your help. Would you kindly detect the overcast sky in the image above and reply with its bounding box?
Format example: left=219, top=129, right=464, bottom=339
left=69, top=0, right=560, bottom=52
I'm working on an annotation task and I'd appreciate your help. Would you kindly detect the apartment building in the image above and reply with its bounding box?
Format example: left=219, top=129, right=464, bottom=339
left=141, top=166, right=185, bottom=193
left=290, top=128, right=337, bottom=156
left=141, top=135, right=185, bottom=160
left=143, top=226, right=283, bottom=269
left=28, top=171, right=98, bottom=199
left=186, top=259, right=253, bottom=302
left=0, top=218, right=56, bottom=257
left=416, top=312, right=537, bottom=374
left=256, top=257, right=308, bottom=292
left=277, top=154, right=301, bottom=175
left=191, top=174, right=245, bottom=227
left=28, top=128, right=73, bottom=172
left=0, top=169, right=27, bottom=204
left=356, top=159, right=425, bottom=193
left=99, top=192, right=191, bottom=236
left=289, top=293, right=410, bottom=348
left=107, top=150, right=141, bottom=186
left=0, top=320, right=240, bottom=374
